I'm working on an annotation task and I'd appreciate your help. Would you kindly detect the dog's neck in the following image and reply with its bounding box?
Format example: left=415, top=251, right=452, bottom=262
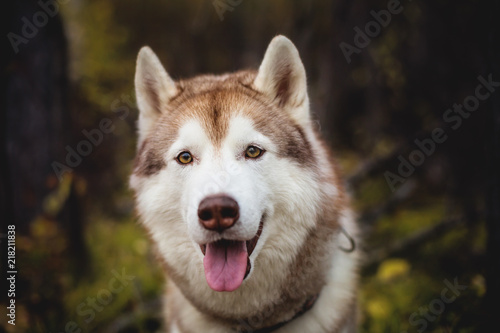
left=244, top=293, right=319, bottom=333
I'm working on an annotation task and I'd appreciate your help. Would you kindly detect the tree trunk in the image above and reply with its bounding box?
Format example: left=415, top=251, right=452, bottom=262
left=2, top=0, right=70, bottom=232
left=2, top=0, right=87, bottom=326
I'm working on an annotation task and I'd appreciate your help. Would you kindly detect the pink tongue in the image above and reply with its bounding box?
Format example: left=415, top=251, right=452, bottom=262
left=203, top=240, right=248, bottom=292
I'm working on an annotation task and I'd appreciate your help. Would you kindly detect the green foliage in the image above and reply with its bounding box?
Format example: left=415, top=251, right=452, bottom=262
left=62, top=217, right=164, bottom=331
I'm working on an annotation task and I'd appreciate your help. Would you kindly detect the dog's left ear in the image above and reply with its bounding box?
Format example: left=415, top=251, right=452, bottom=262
left=135, top=46, right=178, bottom=146
left=254, top=35, right=309, bottom=126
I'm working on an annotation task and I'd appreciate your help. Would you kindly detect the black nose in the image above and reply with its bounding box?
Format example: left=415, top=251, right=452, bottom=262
left=198, top=195, right=239, bottom=232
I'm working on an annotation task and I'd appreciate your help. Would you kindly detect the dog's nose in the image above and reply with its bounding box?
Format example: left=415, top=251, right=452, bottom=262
left=198, top=195, right=239, bottom=231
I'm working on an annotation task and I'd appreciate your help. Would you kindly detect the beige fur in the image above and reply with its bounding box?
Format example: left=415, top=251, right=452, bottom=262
left=130, top=35, right=360, bottom=332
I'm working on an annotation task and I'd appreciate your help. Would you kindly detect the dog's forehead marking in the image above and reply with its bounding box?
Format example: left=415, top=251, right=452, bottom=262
left=172, top=91, right=232, bottom=147
left=223, top=115, right=271, bottom=148
left=175, top=113, right=269, bottom=159
left=170, top=87, right=315, bottom=167
left=176, top=120, right=210, bottom=149
left=172, top=88, right=266, bottom=148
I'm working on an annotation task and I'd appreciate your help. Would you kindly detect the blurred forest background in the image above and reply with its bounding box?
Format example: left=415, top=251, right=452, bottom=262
left=1, top=0, right=499, bottom=332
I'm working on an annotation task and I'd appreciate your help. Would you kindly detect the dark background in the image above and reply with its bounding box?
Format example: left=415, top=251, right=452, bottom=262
left=1, top=0, right=499, bottom=332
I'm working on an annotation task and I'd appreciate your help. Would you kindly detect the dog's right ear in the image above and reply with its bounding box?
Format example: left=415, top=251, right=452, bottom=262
left=135, top=46, right=177, bottom=146
left=254, top=36, right=309, bottom=127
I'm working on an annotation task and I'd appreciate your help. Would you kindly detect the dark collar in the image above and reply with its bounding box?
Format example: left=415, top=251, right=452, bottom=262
left=250, top=294, right=319, bottom=333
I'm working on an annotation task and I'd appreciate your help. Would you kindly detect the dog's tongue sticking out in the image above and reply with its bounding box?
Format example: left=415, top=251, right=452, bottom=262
left=203, top=240, right=247, bottom=292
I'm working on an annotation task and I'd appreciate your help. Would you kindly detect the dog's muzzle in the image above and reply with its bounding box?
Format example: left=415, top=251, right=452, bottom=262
left=197, top=195, right=264, bottom=292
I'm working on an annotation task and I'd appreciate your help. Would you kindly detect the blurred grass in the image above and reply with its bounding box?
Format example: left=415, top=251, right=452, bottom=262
left=62, top=216, right=164, bottom=332
left=358, top=186, right=486, bottom=333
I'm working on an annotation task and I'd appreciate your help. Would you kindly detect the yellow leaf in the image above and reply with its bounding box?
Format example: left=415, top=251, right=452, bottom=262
left=376, top=258, right=410, bottom=282
left=366, top=297, right=391, bottom=319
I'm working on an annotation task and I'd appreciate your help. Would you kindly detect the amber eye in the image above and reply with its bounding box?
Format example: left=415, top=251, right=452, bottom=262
left=177, top=152, right=193, bottom=164
left=245, top=146, right=263, bottom=159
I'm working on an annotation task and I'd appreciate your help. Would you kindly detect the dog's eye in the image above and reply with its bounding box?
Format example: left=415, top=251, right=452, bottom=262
left=177, top=152, right=193, bottom=164
left=245, top=146, right=264, bottom=159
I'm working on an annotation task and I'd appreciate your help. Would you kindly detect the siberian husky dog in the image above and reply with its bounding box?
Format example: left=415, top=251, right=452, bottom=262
left=130, top=35, right=360, bottom=333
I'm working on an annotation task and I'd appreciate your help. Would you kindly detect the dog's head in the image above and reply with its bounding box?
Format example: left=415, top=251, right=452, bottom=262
left=130, top=36, right=333, bottom=295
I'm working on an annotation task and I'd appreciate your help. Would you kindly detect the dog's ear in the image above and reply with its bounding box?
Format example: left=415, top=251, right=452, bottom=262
left=254, top=35, right=309, bottom=126
left=135, top=46, right=177, bottom=146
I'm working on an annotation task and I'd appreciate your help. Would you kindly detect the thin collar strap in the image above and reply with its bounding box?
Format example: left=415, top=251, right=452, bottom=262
left=250, top=294, right=319, bottom=333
